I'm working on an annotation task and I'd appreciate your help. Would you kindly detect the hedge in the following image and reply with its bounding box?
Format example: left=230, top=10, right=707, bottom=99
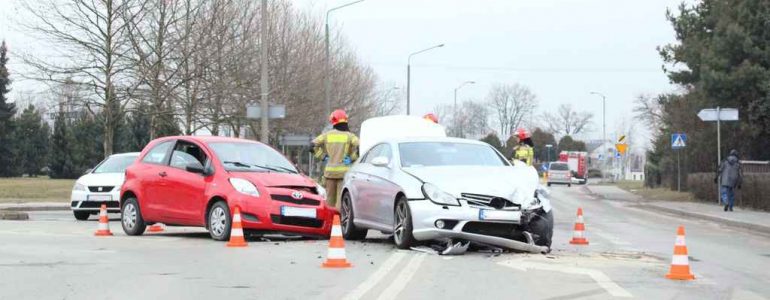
left=687, top=173, right=770, bottom=211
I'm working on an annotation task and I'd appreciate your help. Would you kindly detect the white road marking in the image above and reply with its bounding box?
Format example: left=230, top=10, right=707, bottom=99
left=342, top=251, right=407, bottom=300
left=499, top=259, right=633, bottom=298
left=375, top=253, right=426, bottom=300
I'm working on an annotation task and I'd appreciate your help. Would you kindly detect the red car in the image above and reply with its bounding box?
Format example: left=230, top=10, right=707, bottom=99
left=120, top=136, right=334, bottom=240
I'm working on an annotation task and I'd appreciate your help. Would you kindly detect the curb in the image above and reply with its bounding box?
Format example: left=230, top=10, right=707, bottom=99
left=634, top=204, right=770, bottom=236
left=0, top=211, right=30, bottom=221
left=0, top=204, right=70, bottom=212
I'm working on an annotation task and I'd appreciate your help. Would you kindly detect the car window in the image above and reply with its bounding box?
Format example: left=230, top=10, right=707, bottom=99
left=208, top=142, right=297, bottom=173
left=363, top=144, right=384, bottom=164
left=93, top=155, right=138, bottom=173
left=399, top=142, right=508, bottom=167
left=170, top=141, right=208, bottom=170
left=141, top=141, right=173, bottom=165
left=550, top=163, right=569, bottom=171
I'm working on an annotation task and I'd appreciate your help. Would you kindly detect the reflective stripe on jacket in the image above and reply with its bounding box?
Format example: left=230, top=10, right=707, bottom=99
left=513, top=145, right=534, bottom=166
left=313, top=130, right=359, bottom=179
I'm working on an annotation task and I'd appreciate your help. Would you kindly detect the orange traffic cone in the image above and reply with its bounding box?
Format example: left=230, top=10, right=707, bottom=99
left=94, top=204, right=113, bottom=236
left=321, top=215, right=352, bottom=268
left=226, top=206, right=248, bottom=247
left=569, top=207, right=589, bottom=245
left=147, top=223, right=164, bottom=233
left=665, top=225, right=695, bottom=280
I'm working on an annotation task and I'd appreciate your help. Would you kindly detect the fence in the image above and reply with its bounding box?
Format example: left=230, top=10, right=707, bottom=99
left=688, top=172, right=770, bottom=211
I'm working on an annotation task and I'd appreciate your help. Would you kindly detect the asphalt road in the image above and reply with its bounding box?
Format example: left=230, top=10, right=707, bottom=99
left=1, top=186, right=769, bottom=300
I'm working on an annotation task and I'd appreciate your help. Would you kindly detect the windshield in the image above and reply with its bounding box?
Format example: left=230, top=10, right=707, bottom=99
left=399, top=142, right=509, bottom=167
left=208, top=142, right=298, bottom=173
left=93, top=155, right=138, bottom=174
left=550, top=163, right=569, bottom=171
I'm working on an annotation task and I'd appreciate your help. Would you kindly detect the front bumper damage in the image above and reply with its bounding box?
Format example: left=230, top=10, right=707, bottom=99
left=409, top=199, right=549, bottom=254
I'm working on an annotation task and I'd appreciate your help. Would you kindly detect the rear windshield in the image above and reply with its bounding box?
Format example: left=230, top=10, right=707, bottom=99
left=93, top=155, right=138, bottom=173
left=399, top=142, right=509, bottom=167
left=550, top=163, right=569, bottom=171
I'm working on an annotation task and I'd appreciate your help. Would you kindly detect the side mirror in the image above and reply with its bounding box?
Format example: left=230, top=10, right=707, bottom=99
left=185, top=162, right=206, bottom=174
left=371, top=156, right=390, bottom=167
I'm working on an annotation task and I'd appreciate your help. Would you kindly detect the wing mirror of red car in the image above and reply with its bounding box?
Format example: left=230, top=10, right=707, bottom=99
left=185, top=163, right=207, bottom=175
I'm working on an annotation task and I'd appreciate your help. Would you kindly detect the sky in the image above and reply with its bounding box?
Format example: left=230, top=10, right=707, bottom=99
left=0, top=0, right=685, bottom=148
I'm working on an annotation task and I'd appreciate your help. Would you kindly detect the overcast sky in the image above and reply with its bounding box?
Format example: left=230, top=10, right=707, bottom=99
left=0, top=0, right=685, bottom=147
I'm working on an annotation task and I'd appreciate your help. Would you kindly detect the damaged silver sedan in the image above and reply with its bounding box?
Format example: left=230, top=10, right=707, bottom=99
left=340, top=137, right=554, bottom=254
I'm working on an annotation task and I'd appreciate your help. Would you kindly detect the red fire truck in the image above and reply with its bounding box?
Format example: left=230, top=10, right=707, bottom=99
left=558, top=151, right=588, bottom=184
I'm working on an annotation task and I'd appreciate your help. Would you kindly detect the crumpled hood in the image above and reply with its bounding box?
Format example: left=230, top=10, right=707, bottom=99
left=402, top=165, right=540, bottom=206
left=230, top=172, right=316, bottom=188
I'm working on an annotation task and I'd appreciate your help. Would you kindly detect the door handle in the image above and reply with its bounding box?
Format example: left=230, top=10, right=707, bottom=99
left=159, top=171, right=167, bottom=177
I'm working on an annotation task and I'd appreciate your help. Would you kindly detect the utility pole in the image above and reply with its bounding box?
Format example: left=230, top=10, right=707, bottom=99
left=407, top=43, right=444, bottom=115
left=325, top=0, right=365, bottom=119
left=260, top=0, right=269, bottom=143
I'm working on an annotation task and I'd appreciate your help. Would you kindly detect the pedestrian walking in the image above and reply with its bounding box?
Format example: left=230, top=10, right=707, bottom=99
left=715, top=149, right=742, bottom=212
left=313, top=109, right=359, bottom=209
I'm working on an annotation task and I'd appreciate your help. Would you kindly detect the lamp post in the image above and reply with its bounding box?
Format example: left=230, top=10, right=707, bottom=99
left=453, top=81, right=475, bottom=116
left=325, top=0, right=365, bottom=118
left=545, top=144, right=553, bottom=163
left=590, top=92, right=607, bottom=181
left=406, top=43, right=444, bottom=115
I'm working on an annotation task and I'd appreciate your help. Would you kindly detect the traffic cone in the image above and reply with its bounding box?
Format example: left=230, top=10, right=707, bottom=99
left=321, top=215, right=352, bottom=268
left=665, top=225, right=695, bottom=280
left=94, top=204, right=113, bottom=236
left=569, top=207, right=589, bottom=245
left=147, top=223, right=164, bottom=233
left=226, top=206, right=248, bottom=247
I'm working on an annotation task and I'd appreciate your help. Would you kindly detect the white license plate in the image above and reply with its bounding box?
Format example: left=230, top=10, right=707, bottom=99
left=479, top=209, right=521, bottom=221
left=281, top=206, right=317, bottom=218
left=87, top=194, right=112, bottom=201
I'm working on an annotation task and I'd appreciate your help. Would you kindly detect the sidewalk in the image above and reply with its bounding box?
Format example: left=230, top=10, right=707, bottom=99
left=584, top=185, right=770, bottom=235
left=0, top=202, right=69, bottom=211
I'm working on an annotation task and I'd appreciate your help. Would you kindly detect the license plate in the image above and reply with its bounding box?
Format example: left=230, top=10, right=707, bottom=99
left=281, top=206, right=317, bottom=218
left=87, top=194, right=112, bottom=201
left=479, top=209, right=521, bottom=221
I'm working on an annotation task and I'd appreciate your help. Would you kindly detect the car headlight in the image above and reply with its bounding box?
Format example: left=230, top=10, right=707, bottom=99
left=422, top=183, right=460, bottom=206
left=316, top=183, right=328, bottom=200
left=229, top=178, right=260, bottom=197
left=73, top=182, right=86, bottom=191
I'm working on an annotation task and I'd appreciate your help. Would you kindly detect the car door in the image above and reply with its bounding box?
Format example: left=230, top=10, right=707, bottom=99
left=137, top=141, right=175, bottom=219
left=162, top=140, right=210, bottom=224
left=350, top=144, right=383, bottom=224
left=365, top=143, right=400, bottom=226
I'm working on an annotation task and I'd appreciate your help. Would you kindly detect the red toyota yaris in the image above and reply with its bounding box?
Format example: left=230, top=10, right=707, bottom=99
left=120, top=136, right=334, bottom=240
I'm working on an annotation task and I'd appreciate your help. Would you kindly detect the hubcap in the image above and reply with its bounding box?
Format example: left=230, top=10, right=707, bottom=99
left=122, top=203, right=136, bottom=230
left=210, top=206, right=227, bottom=237
left=341, top=196, right=351, bottom=233
left=394, top=202, right=407, bottom=245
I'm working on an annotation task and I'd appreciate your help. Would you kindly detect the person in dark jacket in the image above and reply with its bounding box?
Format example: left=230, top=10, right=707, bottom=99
left=715, top=149, right=742, bottom=211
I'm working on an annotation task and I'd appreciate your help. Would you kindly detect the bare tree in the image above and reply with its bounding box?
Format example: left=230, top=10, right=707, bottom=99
left=487, top=83, right=537, bottom=138
left=541, top=104, right=593, bottom=137
left=633, top=94, right=665, bottom=130
left=19, top=0, right=136, bottom=156
left=438, top=100, right=490, bottom=138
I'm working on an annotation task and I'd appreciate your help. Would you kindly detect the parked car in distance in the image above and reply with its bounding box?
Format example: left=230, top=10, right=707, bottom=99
left=120, top=136, right=333, bottom=241
left=70, top=152, right=140, bottom=220
left=547, top=162, right=572, bottom=187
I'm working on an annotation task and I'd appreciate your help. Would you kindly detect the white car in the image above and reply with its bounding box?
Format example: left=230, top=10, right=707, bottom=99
left=340, top=137, right=553, bottom=253
left=70, top=152, right=140, bottom=220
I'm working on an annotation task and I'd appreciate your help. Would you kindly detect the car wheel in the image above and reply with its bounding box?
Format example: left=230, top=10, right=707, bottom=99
left=341, top=192, right=367, bottom=240
left=73, top=211, right=90, bottom=221
left=547, top=183, right=552, bottom=187
left=393, top=196, right=416, bottom=249
left=122, top=197, right=146, bottom=236
left=528, top=209, right=553, bottom=248
left=208, top=201, right=232, bottom=241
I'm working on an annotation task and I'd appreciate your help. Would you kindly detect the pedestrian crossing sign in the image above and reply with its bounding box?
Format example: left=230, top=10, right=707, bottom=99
left=671, top=133, right=687, bottom=149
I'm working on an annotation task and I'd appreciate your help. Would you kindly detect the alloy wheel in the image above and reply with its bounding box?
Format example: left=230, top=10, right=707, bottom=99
left=393, top=201, right=407, bottom=245
left=341, top=196, right=351, bottom=234
left=122, top=203, right=136, bottom=230
left=210, top=206, right=227, bottom=237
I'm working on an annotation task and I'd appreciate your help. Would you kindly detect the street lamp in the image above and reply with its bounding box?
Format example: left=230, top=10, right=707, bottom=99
left=590, top=91, right=607, bottom=181
left=545, top=144, right=553, bottom=164
left=406, top=43, right=444, bottom=115
left=325, top=0, right=365, bottom=118
left=453, top=81, right=475, bottom=116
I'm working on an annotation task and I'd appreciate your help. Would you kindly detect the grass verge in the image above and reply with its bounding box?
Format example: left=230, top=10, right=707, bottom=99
left=0, top=177, right=75, bottom=203
left=614, top=180, right=695, bottom=202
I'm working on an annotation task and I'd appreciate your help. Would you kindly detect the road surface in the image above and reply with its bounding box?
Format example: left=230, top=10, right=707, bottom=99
left=1, top=186, right=768, bottom=299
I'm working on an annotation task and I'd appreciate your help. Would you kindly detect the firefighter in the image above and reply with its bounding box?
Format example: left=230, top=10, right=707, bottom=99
left=512, top=128, right=534, bottom=166
left=313, top=109, right=359, bottom=209
left=423, top=113, right=439, bottom=124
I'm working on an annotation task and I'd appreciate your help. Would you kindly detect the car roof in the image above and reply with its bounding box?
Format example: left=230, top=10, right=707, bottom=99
left=156, top=135, right=261, bottom=144
left=382, top=136, right=488, bottom=145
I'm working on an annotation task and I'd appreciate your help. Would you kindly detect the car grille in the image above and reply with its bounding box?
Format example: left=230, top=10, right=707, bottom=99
left=270, top=214, right=324, bottom=228
left=273, top=186, right=318, bottom=195
left=88, top=186, right=114, bottom=193
left=77, top=201, right=120, bottom=209
left=460, top=193, right=520, bottom=210
left=270, top=194, right=321, bottom=206
left=462, top=222, right=519, bottom=239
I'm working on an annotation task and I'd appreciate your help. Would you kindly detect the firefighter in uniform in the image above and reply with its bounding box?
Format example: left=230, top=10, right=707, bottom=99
left=313, top=109, right=359, bottom=209
left=512, top=128, right=534, bottom=166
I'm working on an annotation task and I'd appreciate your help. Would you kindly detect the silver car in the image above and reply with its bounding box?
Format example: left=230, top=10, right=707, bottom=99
left=340, top=137, right=553, bottom=253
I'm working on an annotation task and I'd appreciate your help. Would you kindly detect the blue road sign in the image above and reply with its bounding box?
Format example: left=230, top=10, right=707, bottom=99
left=671, top=133, right=687, bottom=149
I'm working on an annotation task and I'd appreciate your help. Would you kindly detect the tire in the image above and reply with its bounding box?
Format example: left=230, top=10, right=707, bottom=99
left=568, top=183, right=572, bottom=187
left=393, top=197, right=416, bottom=249
left=73, top=211, right=90, bottom=221
left=528, top=209, right=554, bottom=248
left=121, top=197, right=146, bottom=236
left=547, top=183, right=552, bottom=187
left=208, top=201, right=231, bottom=241
left=340, top=192, right=367, bottom=240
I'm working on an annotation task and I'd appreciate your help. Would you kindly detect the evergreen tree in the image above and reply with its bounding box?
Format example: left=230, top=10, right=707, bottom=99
left=15, top=105, right=49, bottom=176
left=0, top=40, right=18, bottom=177
left=531, top=128, right=557, bottom=162
left=49, top=107, right=76, bottom=178
left=124, top=102, right=151, bottom=151
left=70, top=112, right=104, bottom=174
left=480, top=133, right=503, bottom=153
left=558, top=135, right=587, bottom=152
